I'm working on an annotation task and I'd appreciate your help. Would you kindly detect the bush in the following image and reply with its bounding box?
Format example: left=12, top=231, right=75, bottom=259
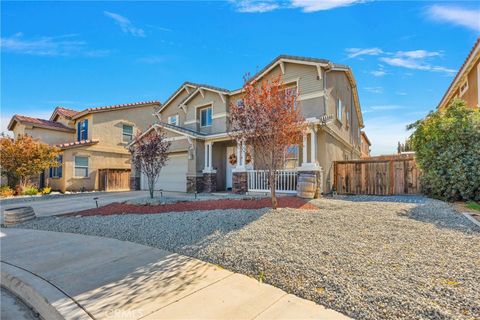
left=0, top=185, right=15, bottom=197
left=41, top=186, right=52, bottom=195
left=22, top=186, right=39, bottom=196
left=408, top=98, right=480, bottom=201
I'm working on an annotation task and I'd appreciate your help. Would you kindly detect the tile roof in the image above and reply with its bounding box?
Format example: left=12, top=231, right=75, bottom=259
left=54, top=107, right=79, bottom=119
left=8, top=115, right=75, bottom=132
left=56, top=139, right=99, bottom=149
left=72, top=100, right=161, bottom=119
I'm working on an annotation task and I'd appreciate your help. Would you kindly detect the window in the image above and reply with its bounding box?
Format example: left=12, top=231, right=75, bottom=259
left=284, top=145, right=299, bottom=169
left=200, top=107, right=212, bottom=127
left=49, top=155, right=63, bottom=178
left=74, top=156, right=89, bottom=178
left=284, top=86, right=298, bottom=109
left=77, top=120, right=88, bottom=141
left=168, top=115, right=179, bottom=126
left=122, top=124, right=133, bottom=142
left=236, top=99, right=244, bottom=108
left=459, top=80, right=468, bottom=96
left=336, top=99, right=343, bottom=123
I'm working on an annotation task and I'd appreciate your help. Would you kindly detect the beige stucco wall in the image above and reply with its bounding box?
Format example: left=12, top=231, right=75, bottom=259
left=458, top=59, right=479, bottom=109
left=184, top=90, right=227, bottom=134
left=11, top=123, right=75, bottom=145
left=159, top=88, right=191, bottom=126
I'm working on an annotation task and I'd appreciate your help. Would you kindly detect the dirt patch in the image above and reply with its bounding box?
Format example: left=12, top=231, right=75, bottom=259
left=454, top=202, right=480, bottom=222
left=62, top=196, right=317, bottom=217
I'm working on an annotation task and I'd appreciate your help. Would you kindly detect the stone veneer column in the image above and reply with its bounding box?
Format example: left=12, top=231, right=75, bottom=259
left=297, top=169, right=324, bottom=198
left=187, top=175, right=204, bottom=193
left=203, top=172, right=217, bottom=193
left=232, top=172, right=248, bottom=194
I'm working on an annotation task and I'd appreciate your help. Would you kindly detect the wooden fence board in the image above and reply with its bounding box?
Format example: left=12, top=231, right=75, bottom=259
left=334, top=157, right=420, bottom=195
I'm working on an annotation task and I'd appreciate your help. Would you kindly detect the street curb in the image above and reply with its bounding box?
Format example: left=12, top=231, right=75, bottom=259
left=1, top=262, right=93, bottom=320
left=462, top=212, right=480, bottom=228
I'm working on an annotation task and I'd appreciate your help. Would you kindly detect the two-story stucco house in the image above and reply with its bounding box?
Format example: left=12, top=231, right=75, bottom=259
left=132, top=55, right=366, bottom=195
left=438, top=37, right=479, bottom=111
left=8, top=101, right=159, bottom=192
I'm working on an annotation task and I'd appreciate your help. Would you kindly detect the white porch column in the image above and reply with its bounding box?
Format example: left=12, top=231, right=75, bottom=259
left=310, top=129, right=317, bottom=165
left=302, top=133, right=308, bottom=165
left=233, top=139, right=246, bottom=172
left=203, top=141, right=215, bottom=173
left=241, top=139, right=246, bottom=167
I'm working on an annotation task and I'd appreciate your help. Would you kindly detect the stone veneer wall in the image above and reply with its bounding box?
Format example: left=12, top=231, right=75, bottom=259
left=203, top=173, right=217, bottom=193
left=187, top=175, right=204, bottom=193
left=232, top=172, right=248, bottom=194
left=297, top=170, right=323, bottom=198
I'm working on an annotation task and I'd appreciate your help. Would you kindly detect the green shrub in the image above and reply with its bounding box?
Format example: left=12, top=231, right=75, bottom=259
left=41, top=186, right=52, bottom=195
left=408, top=98, right=480, bottom=201
left=22, top=186, right=39, bottom=196
left=0, top=185, right=15, bottom=197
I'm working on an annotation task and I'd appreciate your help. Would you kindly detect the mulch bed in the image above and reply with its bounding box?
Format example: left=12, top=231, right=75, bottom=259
left=62, top=196, right=317, bottom=217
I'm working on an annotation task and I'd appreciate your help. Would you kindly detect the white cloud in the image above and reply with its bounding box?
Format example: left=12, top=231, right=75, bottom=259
left=364, top=86, right=383, bottom=94
left=291, top=0, right=365, bottom=12
left=231, top=0, right=279, bottom=13
left=104, top=11, right=145, bottom=37
left=395, top=50, right=441, bottom=59
left=345, top=47, right=383, bottom=58
left=380, top=56, right=456, bottom=75
left=370, top=70, right=386, bottom=77
left=426, top=5, right=480, bottom=32
left=0, top=33, right=109, bottom=57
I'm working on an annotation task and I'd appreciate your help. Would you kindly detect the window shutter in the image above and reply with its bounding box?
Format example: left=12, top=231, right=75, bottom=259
left=58, top=155, right=63, bottom=178
left=84, top=119, right=88, bottom=140
left=49, top=167, right=53, bottom=178
left=77, top=122, right=81, bottom=141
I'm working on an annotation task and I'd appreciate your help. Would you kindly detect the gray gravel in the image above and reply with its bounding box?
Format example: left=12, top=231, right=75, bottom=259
left=16, top=198, right=480, bottom=320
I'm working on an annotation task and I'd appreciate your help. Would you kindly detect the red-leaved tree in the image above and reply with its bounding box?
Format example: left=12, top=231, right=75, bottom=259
left=129, top=128, right=171, bottom=199
left=229, top=75, right=306, bottom=208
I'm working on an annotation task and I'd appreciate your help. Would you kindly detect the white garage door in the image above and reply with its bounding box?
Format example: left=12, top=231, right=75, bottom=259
left=141, top=153, right=188, bottom=192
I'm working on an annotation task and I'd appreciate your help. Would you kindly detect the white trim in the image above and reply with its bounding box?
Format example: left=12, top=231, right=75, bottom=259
left=199, top=106, right=213, bottom=127
left=193, top=101, right=215, bottom=110
left=459, top=79, right=469, bottom=97
left=297, top=91, right=325, bottom=101
left=167, top=115, right=179, bottom=126
left=280, top=61, right=285, bottom=74
left=157, top=85, right=189, bottom=114
left=219, top=92, right=225, bottom=103
left=184, top=120, right=199, bottom=125
left=73, top=155, right=89, bottom=178
left=316, top=65, right=323, bottom=80
left=165, top=136, right=188, bottom=142
left=212, top=112, right=228, bottom=119
left=199, top=88, right=205, bottom=98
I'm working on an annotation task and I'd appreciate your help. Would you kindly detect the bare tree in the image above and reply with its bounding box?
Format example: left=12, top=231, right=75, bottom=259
left=229, top=75, right=306, bottom=208
left=129, top=129, right=171, bottom=199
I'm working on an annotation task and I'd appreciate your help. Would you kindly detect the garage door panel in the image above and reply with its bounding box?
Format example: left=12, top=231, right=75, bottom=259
left=141, top=153, right=188, bottom=192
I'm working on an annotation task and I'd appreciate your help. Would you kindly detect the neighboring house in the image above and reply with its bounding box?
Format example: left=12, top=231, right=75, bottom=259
left=438, top=37, right=480, bottom=111
left=8, top=101, right=159, bottom=192
left=360, top=131, right=371, bottom=158
left=133, top=55, right=366, bottom=195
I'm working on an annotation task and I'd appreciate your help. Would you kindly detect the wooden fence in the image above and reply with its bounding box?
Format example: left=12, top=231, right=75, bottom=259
left=334, top=157, right=420, bottom=195
left=98, top=169, right=131, bottom=191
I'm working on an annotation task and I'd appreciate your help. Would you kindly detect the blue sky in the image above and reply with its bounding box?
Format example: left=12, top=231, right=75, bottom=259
left=1, top=0, right=479, bottom=155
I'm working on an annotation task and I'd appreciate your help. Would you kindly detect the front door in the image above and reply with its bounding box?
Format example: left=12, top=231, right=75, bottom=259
left=226, top=146, right=236, bottom=190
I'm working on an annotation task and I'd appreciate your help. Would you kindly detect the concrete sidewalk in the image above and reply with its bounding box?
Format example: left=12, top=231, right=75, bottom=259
left=1, top=228, right=349, bottom=320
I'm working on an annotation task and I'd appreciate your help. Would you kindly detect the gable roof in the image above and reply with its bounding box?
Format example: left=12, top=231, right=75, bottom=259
left=437, top=37, right=480, bottom=111
left=72, top=100, right=161, bottom=119
left=56, top=139, right=99, bottom=149
left=7, top=115, right=76, bottom=132
left=50, top=107, right=79, bottom=121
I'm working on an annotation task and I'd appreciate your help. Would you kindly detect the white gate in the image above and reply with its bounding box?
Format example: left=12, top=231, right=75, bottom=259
left=247, top=169, right=298, bottom=194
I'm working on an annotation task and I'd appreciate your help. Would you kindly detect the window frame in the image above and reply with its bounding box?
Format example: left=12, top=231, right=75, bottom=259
left=336, top=99, right=343, bottom=124
left=200, top=107, right=213, bottom=127
left=50, top=155, right=63, bottom=178
left=167, top=115, right=179, bottom=126
left=459, top=80, right=469, bottom=97
left=122, top=124, right=134, bottom=142
left=74, top=156, right=89, bottom=178
left=79, top=120, right=88, bottom=140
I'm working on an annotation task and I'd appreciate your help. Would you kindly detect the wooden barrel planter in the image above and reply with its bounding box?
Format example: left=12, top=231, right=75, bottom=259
left=297, top=174, right=317, bottom=199
left=3, top=206, right=36, bottom=226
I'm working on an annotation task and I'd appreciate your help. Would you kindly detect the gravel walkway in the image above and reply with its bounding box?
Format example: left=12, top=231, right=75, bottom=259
left=15, top=198, right=480, bottom=320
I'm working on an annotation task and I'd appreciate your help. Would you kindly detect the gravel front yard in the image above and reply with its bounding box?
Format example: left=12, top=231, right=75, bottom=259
left=15, top=198, right=480, bottom=320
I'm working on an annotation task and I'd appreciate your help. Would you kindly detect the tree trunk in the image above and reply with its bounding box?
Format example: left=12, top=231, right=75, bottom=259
left=269, top=170, right=277, bottom=209
left=148, top=178, right=154, bottom=199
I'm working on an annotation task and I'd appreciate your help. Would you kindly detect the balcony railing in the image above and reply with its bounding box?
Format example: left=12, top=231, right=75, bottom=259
left=247, top=169, right=298, bottom=194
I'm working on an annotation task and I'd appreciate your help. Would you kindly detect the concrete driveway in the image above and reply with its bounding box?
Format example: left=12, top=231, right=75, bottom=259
left=0, top=191, right=151, bottom=220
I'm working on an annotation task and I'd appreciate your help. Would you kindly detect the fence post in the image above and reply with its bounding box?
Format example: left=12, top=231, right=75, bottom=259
left=389, top=160, right=394, bottom=195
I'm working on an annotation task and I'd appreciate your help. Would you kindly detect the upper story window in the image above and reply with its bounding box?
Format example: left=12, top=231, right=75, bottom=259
left=168, top=115, right=179, bottom=126
left=200, top=107, right=212, bottom=127
left=74, top=156, right=89, bottom=178
left=336, top=99, right=343, bottom=123
left=122, top=124, right=133, bottom=142
left=459, top=80, right=468, bottom=96
left=236, top=99, right=244, bottom=108
left=77, top=119, right=88, bottom=141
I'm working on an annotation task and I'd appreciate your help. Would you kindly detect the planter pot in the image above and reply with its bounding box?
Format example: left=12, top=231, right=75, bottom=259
left=3, top=206, right=36, bottom=226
